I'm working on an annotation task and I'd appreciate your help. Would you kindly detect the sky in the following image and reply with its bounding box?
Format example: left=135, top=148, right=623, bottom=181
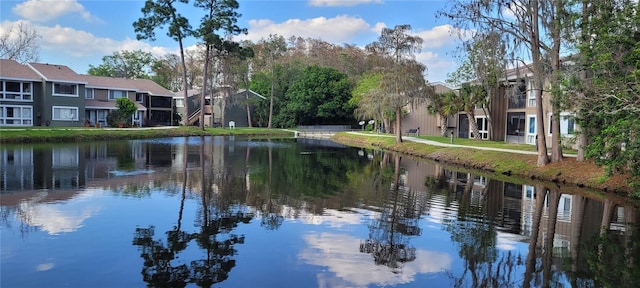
left=0, top=0, right=469, bottom=83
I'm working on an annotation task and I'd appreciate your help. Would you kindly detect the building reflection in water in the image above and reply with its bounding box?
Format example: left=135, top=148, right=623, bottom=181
left=1, top=139, right=638, bottom=287
left=401, top=153, right=638, bottom=287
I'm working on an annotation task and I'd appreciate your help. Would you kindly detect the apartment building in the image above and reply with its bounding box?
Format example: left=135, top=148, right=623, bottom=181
left=1, top=59, right=174, bottom=127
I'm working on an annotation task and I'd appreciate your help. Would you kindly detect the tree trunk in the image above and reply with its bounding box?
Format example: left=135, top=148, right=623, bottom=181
left=246, top=97, right=253, bottom=128
left=200, top=44, right=210, bottom=131
left=531, top=0, right=550, bottom=167
left=550, top=0, right=564, bottom=162
left=576, top=132, right=587, bottom=161
left=268, top=55, right=274, bottom=129
left=178, top=39, right=189, bottom=126
left=395, top=106, right=402, bottom=143
left=440, top=115, right=448, bottom=136
left=468, top=111, right=481, bottom=140
left=551, top=109, right=563, bottom=161
left=576, top=0, right=590, bottom=162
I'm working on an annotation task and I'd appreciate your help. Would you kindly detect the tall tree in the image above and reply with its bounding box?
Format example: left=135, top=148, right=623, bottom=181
left=458, top=83, right=488, bottom=140
left=440, top=0, right=575, bottom=166
left=366, top=25, right=430, bottom=143
left=134, top=0, right=193, bottom=126
left=151, top=53, right=182, bottom=91
left=253, top=35, right=287, bottom=129
left=193, top=0, right=249, bottom=130
left=88, top=50, right=156, bottom=79
left=449, top=30, right=507, bottom=141
left=225, top=40, right=255, bottom=127
left=427, top=90, right=459, bottom=137
left=570, top=0, right=640, bottom=185
left=0, top=22, right=41, bottom=63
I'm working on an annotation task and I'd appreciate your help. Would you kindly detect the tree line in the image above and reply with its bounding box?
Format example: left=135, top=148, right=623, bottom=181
left=439, top=0, right=639, bottom=187
left=2, top=0, right=637, bottom=187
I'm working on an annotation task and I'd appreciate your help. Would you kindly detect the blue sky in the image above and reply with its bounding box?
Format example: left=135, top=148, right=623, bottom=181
left=1, top=0, right=469, bottom=82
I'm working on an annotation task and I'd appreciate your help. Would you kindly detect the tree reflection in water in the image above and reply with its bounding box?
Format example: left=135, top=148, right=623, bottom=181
left=443, top=173, right=525, bottom=287
left=132, top=137, right=253, bottom=287
left=132, top=211, right=251, bottom=288
left=359, top=154, right=424, bottom=272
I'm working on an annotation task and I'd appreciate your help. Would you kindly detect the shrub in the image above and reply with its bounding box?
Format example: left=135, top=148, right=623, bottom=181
left=107, top=98, right=137, bottom=127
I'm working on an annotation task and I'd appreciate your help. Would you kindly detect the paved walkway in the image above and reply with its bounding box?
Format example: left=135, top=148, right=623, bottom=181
left=346, top=131, right=577, bottom=157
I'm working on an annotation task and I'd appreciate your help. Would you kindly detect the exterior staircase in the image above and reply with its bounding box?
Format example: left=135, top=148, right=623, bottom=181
left=187, top=108, right=201, bottom=126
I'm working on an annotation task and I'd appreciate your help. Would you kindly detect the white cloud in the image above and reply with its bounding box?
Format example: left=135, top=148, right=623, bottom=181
left=36, top=262, right=55, bottom=272
left=308, top=0, right=382, bottom=7
left=241, top=15, right=372, bottom=43
left=0, top=20, right=39, bottom=42
left=415, top=24, right=468, bottom=49
left=32, top=24, right=169, bottom=58
left=502, top=1, right=524, bottom=19
left=415, top=51, right=456, bottom=82
left=299, top=232, right=452, bottom=287
left=18, top=190, right=103, bottom=235
left=12, top=0, right=102, bottom=23
left=297, top=208, right=376, bottom=228
left=371, top=22, right=386, bottom=34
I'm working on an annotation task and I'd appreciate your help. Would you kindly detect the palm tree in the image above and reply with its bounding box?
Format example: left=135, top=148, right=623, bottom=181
left=428, top=91, right=459, bottom=136
left=458, top=83, right=487, bottom=140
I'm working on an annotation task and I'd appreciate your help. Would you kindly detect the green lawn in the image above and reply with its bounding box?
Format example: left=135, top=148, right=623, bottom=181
left=353, top=131, right=577, bottom=154
left=0, top=126, right=294, bottom=143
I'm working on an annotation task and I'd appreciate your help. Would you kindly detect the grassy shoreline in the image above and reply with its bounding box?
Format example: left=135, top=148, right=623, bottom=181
left=1, top=127, right=634, bottom=198
left=331, top=132, right=635, bottom=198
left=0, top=126, right=294, bottom=143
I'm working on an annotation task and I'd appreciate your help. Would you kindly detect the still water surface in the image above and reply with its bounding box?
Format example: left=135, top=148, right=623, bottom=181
left=1, top=136, right=638, bottom=287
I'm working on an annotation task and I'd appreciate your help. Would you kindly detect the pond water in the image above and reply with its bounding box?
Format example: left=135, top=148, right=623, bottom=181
left=1, top=136, right=638, bottom=288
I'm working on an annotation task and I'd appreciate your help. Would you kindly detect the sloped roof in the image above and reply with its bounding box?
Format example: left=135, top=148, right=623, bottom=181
left=131, top=78, right=174, bottom=97
left=81, top=74, right=135, bottom=90
left=80, top=75, right=175, bottom=97
left=81, top=75, right=174, bottom=97
left=503, top=65, right=533, bottom=81
left=173, top=88, right=201, bottom=98
left=0, top=59, right=41, bottom=80
left=236, top=89, right=267, bottom=99
left=28, top=62, right=86, bottom=83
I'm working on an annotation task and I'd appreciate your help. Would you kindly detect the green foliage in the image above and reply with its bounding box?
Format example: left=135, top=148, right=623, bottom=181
left=248, top=139, right=371, bottom=200
left=107, top=98, right=138, bottom=127
left=133, top=0, right=192, bottom=43
left=366, top=24, right=430, bottom=142
left=284, top=65, right=355, bottom=126
left=351, top=72, right=387, bottom=122
left=88, top=50, right=156, bottom=79
left=574, top=0, right=640, bottom=185
left=249, top=62, right=303, bottom=128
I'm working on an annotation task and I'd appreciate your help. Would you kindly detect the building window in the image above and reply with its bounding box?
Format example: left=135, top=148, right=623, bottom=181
left=509, top=80, right=526, bottom=109
left=86, top=88, right=94, bottom=99
left=1, top=80, right=32, bottom=101
left=549, top=113, right=576, bottom=136
left=53, top=83, right=78, bottom=96
left=0, top=105, right=33, bottom=126
left=52, top=146, right=79, bottom=168
left=109, top=90, right=127, bottom=100
left=527, top=80, right=537, bottom=107
left=473, top=116, right=489, bottom=139
left=506, top=112, right=525, bottom=136
left=52, top=106, right=78, bottom=121
left=136, top=93, right=144, bottom=103
left=527, top=115, right=536, bottom=144
left=175, top=98, right=184, bottom=108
